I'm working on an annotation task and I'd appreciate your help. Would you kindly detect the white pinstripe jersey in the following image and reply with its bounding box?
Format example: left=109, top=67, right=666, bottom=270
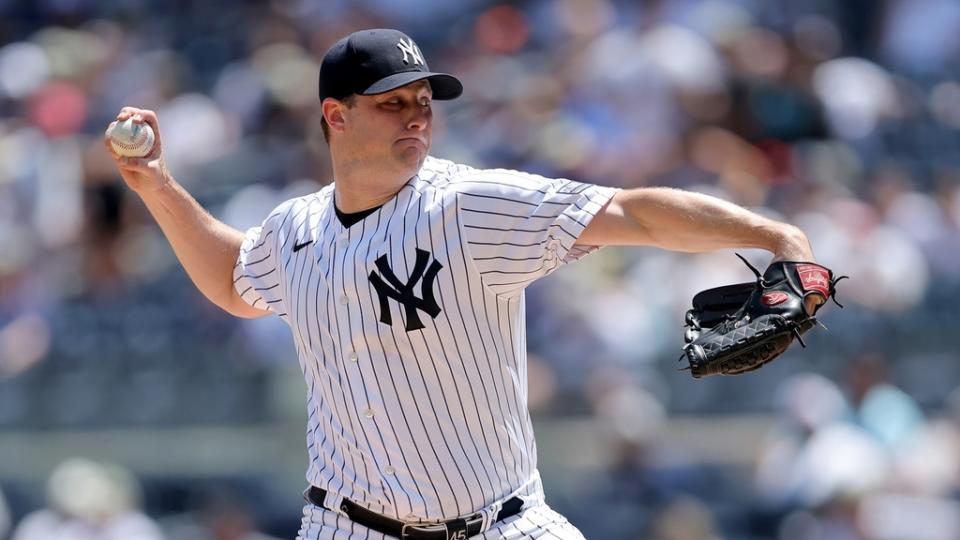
left=234, top=156, right=618, bottom=522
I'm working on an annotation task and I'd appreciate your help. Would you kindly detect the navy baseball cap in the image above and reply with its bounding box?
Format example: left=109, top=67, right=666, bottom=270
left=319, top=29, right=463, bottom=101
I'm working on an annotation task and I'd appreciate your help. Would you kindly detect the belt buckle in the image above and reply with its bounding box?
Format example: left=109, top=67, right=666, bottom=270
left=400, top=522, right=448, bottom=539
left=402, top=521, right=469, bottom=540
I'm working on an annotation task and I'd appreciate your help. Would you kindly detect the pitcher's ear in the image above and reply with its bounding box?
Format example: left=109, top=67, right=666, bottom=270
left=322, top=98, right=347, bottom=133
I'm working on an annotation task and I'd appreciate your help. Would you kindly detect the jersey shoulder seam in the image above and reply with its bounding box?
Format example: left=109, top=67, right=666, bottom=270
left=413, top=156, right=477, bottom=193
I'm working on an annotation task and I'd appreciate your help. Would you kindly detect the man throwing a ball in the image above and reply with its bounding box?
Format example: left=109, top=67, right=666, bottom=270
left=106, top=28, right=823, bottom=539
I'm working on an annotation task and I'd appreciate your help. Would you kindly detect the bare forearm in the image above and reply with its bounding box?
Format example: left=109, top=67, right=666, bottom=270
left=138, top=179, right=263, bottom=318
left=580, top=187, right=814, bottom=260
left=105, top=106, right=267, bottom=318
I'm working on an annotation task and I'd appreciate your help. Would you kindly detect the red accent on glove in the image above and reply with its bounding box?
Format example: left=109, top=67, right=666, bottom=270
left=762, top=292, right=789, bottom=306
left=796, top=264, right=830, bottom=298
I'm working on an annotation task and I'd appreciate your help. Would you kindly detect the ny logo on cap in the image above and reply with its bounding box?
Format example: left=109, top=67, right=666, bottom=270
left=396, top=37, right=425, bottom=66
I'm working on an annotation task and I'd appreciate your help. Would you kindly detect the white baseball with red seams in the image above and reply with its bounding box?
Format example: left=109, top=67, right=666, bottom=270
left=106, top=118, right=155, bottom=158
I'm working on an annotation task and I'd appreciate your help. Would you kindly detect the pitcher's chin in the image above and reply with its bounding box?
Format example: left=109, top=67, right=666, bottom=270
left=394, top=141, right=427, bottom=169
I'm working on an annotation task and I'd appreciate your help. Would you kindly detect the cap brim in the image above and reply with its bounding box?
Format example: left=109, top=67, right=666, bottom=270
left=361, top=71, right=463, bottom=100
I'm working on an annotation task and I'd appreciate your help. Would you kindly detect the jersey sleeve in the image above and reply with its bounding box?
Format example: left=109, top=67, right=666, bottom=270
left=233, top=204, right=290, bottom=317
left=456, top=168, right=619, bottom=295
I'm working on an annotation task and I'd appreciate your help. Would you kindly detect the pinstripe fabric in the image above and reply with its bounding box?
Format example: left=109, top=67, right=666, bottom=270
left=234, top=156, right=617, bottom=529
left=297, top=501, right=586, bottom=540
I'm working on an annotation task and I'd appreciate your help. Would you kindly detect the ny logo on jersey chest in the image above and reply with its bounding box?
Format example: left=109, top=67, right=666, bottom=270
left=368, top=249, right=443, bottom=332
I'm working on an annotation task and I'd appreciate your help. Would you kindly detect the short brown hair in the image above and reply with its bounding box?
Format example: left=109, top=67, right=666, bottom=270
left=321, top=94, right=357, bottom=142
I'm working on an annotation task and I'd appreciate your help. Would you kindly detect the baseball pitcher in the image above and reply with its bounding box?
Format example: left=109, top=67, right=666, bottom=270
left=105, top=28, right=838, bottom=540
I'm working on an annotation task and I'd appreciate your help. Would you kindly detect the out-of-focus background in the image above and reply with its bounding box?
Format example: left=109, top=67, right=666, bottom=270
left=1, top=0, right=959, bottom=538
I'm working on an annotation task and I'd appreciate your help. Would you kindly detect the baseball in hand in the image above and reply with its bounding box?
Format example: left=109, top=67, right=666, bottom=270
left=107, top=118, right=155, bottom=158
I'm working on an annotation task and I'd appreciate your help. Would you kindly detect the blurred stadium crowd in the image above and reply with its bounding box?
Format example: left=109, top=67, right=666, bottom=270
left=1, top=0, right=960, bottom=538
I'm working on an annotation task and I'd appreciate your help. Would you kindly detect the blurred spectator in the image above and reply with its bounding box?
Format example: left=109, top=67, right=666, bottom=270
left=161, top=487, right=283, bottom=540
left=195, top=502, right=282, bottom=540
left=754, top=373, right=853, bottom=508
left=758, top=365, right=960, bottom=540
left=0, top=487, right=10, bottom=539
left=650, top=496, right=723, bottom=540
left=12, top=458, right=164, bottom=540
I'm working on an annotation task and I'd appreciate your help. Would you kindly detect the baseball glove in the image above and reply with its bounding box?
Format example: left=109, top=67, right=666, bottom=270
left=681, top=254, right=846, bottom=378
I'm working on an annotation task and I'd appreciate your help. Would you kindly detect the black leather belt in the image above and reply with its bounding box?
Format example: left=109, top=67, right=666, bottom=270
left=306, top=486, right=524, bottom=539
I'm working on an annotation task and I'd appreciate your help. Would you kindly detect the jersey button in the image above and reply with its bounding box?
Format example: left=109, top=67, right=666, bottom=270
left=363, top=408, right=375, bottom=419
left=384, top=466, right=395, bottom=475
left=348, top=352, right=358, bottom=362
left=339, top=295, right=349, bottom=305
